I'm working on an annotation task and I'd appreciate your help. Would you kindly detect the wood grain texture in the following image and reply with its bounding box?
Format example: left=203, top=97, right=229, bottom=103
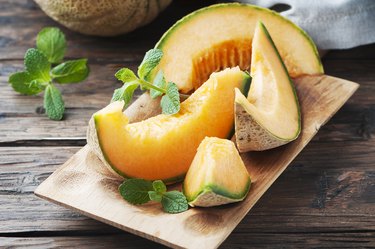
left=1, top=142, right=374, bottom=234
left=3, top=232, right=375, bottom=249
left=1, top=0, right=375, bottom=248
left=34, top=75, right=359, bottom=249
left=0, top=60, right=373, bottom=144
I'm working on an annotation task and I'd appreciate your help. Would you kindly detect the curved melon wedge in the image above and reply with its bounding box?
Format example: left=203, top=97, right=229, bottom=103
left=87, top=67, right=250, bottom=182
left=149, top=3, right=323, bottom=93
left=183, top=137, right=251, bottom=207
left=235, top=22, right=301, bottom=152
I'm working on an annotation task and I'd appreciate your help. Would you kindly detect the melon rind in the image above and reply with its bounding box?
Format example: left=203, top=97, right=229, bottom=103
left=87, top=116, right=121, bottom=178
left=235, top=22, right=301, bottom=152
left=87, top=68, right=250, bottom=183
left=188, top=182, right=251, bottom=207
left=87, top=113, right=186, bottom=184
left=235, top=90, right=294, bottom=152
left=148, top=3, right=323, bottom=93
left=183, top=137, right=251, bottom=207
left=34, top=0, right=172, bottom=36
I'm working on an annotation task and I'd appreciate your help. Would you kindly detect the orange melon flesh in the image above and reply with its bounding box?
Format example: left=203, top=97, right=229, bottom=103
left=183, top=137, right=251, bottom=207
left=150, top=3, right=323, bottom=93
left=235, top=22, right=300, bottom=152
left=91, top=67, right=250, bottom=182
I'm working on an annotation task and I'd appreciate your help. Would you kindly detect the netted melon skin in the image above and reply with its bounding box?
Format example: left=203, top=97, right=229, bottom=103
left=35, top=0, right=172, bottom=36
left=235, top=102, right=291, bottom=152
left=189, top=190, right=245, bottom=207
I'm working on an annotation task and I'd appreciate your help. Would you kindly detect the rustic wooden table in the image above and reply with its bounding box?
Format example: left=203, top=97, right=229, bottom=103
left=1, top=0, right=374, bottom=248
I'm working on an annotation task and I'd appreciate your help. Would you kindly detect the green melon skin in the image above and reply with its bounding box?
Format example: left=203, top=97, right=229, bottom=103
left=183, top=137, right=251, bottom=207
left=186, top=181, right=251, bottom=208
left=235, top=22, right=301, bottom=152
left=147, top=3, right=323, bottom=93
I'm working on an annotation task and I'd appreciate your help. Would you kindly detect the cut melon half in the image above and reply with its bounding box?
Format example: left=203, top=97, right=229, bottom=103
left=183, top=137, right=251, bottom=207
left=87, top=67, right=250, bottom=182
left=235, top=22, right=301, bottom=152
left=148, top=3, right=323, bottom=93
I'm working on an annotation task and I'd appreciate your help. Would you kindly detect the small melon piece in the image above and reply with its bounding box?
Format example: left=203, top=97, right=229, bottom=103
left=235, top=22, right=301, bottom=152
left=183, top=137, right=251, bottom=207
left=34, top=0, right=172, bottom=36
left=87, top=67, right=250, bottom=182
left=148, top=3, right=323, bottom=93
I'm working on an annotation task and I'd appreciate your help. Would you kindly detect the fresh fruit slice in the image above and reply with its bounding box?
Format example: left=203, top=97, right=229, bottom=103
left=87, top=67, right=250, bottom=182
left=148, top=3, right=323, bottom=93
left=183, top=137, right=251, bottom=207
left=235, top=22, right=301, bottom=152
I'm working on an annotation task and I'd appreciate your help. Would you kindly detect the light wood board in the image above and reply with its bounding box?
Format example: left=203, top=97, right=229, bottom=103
left=35, top=75, right=358, bottom=249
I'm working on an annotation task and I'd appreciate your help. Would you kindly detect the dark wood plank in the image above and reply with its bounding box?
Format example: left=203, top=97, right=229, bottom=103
left=1, top=60, right=374, bottom=143
left=0, top=62, right=138, bottom=143
left=324, top=44, right=375, bottom=60
left=1, top=144, right=374, bottom=234
left=2, top=232, right=375, bottom=249
left=1, top=235, right=164, bottom=249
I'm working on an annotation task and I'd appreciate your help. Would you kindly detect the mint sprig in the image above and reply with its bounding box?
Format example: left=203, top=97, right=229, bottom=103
left=119, top=179, right=188, bottom=214
left=37, top=27, right=66, bottom=64
left=161, top=191, right=189, bottom=214
left=51, top=59, right=89, bottom=84
left=8, top=27, right=89, bottom=120
left=112, top=49, right=180, bottom=115
left=44, top=84, right=65, bottom=120
left=118, top=179, right=153, bottom=205
left=137, top=49, right=163, bottom=80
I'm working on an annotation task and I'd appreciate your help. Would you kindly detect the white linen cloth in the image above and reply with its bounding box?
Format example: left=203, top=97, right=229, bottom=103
left=230, top=0, right=375, bottom=49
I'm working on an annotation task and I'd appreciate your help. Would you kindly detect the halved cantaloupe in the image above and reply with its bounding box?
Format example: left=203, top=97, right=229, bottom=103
left=235, top=22, right=301, bottom=152
left=183, top=137, right=251, bottom=207
left=87, top=67, right=250, bottom=182
left=148, top=3, right=323, bottom=93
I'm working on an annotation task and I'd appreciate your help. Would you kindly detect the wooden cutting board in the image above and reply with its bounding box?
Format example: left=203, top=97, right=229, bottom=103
left=35, top=75, right=358, bottom=249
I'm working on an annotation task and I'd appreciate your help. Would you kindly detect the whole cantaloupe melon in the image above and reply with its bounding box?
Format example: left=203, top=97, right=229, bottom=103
left=34, top=0, right=172, bottom=36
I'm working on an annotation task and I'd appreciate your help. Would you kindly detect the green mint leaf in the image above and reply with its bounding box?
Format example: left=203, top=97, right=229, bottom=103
left=152, top=180, right=167, bottom=194
left=161, top=191, right=188, bottom=214
left=51, top=59, right=89, bottom=84
left=137, top=49, right=163, bottom=80
left=160, top=82, right=180, bottom=115
left=8, top=71, right=44, bottom=95
left=44, top=84, right=65, bottom=120
left=148, top=191, right=163, bottom=202
left=118, top=179, right=153, bottom=205
left=111, top=81, right=139, bottom=106
left=24, top=48, right=51, bottom=82
left=150, top=70, right=166, bottom=99
left=115, top=68, right=138, bottom=83
left=36, top=27, right=66, bottom=64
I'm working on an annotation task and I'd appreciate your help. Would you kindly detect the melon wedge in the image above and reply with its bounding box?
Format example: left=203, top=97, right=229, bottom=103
left=87, top=67, right=250, bottom=182
left=183, top=137, right=251, bottom=207
left=235, top=22, right=301, bottom=152
left=148, top=3, right=323, bottom=93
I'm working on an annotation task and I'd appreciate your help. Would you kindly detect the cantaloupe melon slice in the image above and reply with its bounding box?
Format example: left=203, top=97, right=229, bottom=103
left=183, top=137, right=251, bottom=207
left=87, top=67, right=250, bottom=182
left=148, top=3, right=323, bottom=93
left=235, top=22, right=301, bottom=152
